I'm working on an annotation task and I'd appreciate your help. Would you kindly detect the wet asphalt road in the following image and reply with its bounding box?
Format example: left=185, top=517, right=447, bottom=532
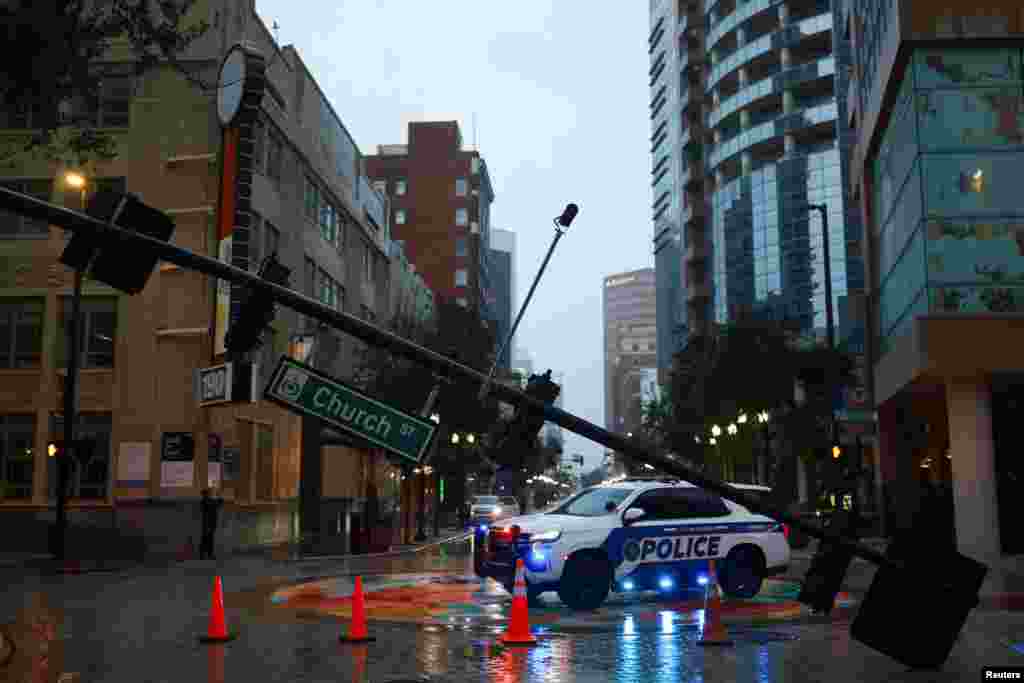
left=1, top=538, right=1023, bottom=682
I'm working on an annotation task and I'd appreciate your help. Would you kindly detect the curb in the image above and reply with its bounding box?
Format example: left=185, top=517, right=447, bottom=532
left=284, top=531, right=471, bottom=562
left=3, top=531, right=472, bottom=575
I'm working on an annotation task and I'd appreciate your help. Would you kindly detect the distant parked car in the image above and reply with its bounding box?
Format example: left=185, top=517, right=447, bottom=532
left=499, top=497, right=521, bottom=518
left=469, top=495, right=518, bottom=576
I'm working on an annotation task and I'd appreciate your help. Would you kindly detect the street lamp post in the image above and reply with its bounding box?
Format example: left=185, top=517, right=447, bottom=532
left=54, top=171, right=88, bottom=561
left=478, top=203, right=578, bottom=402
left=805, top=203, right=835, bottom=351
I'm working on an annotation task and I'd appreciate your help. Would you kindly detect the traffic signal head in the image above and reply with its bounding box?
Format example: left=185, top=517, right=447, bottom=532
left=61, top=190, right=176, bottom=295
left=508, top=370, right=561, bottom=444
left=832, top=444, right=842, bottom=459
left=224, top=254, right=291, bottom=354
left=48, top=441, right=64, bottom=458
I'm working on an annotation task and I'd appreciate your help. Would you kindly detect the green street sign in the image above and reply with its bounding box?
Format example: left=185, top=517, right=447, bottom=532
left=264, top=356, right=436, bottom=464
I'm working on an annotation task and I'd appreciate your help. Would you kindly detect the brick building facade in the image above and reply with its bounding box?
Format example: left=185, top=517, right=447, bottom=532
left=364, top=122, right=496, bottom=320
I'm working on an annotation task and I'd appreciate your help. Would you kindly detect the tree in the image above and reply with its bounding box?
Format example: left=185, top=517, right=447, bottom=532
left=0, top=1, right=210, bottom=167
left=650, top=311, right=856, bottom=509
left=353, top=300, right=501, bottom=465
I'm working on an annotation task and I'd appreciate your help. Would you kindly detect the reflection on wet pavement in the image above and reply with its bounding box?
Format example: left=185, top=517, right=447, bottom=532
left=1, top=536, right=1019, bottom=682
left=268, top=571, right=855, bottom=634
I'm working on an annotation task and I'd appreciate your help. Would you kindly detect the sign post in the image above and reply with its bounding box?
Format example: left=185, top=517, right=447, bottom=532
left=264, top=356, right=437, bottom=466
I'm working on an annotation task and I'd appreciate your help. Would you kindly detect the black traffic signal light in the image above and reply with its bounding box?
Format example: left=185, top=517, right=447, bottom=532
left=797, top=508, right=858, bottom=614
left=61, top=190, right=176, bottom=295
left=507, top=369, right=560, bottom=445
left=851, top=538, right=987, bottom=669
left=224, top=254, right=292, bottom=354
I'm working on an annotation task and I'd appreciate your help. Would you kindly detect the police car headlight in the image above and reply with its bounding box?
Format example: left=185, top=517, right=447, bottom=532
left=531, top=529, right=562, bottom=543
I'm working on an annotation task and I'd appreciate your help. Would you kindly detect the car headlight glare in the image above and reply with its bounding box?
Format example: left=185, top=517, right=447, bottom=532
left=531, top=529, right=562, bottom=542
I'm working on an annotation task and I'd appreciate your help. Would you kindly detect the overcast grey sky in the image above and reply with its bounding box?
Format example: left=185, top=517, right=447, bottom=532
left=255, top=1, right=654, bottom=473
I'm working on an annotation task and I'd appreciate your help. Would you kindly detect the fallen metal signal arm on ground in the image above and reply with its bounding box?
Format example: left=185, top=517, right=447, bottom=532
left=0, top=186, right=952, bottom=581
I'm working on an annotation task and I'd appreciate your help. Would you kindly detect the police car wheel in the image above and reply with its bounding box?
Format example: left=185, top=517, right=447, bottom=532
left=719, top=545, right=765, bottom=599
left=558, top=553, right=611, bottom=611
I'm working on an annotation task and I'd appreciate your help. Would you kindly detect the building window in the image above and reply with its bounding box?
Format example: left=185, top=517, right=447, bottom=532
left=49, top=413, right=112, bottom=499
left=395, top=179, right=407, bottom=196
left=304, top=176, right=319, bottom=221
left=395, top=209, right=406, bottom=225
left=456, top=177, right=468, bottom=197
left=305, top=257, right=317, bottom=299
left=632, top=344, right=640, bottom=352
left=364, top=243, right=374, bottom=282
left=455, top=237, right=467, bottom=257
left=0, top=414, right=34, bottom=500
left=0, top=179, right=52, bottom=238
left=335, top=211, right=347, bottom=252
left=471, top=158, right=480, bottom=175
left=264, top=221, right=281, bottom=258
left=318, top=269, right=339, bottom=310
left=266, top=128, right=283, bottom=183
left=72, top=74, right=133, bottom=129
left=320, top=198, right=335, bottom=243
left=456, top=208, right=468, bottom=226
left=58, top=298, right=117, bottom=369
left=0, top=299, right=43, bottom=369
left=455, top=269, right=468, bottom=287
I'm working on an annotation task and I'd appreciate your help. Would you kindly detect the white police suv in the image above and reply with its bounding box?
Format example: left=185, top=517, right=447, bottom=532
left=479, top=478, right=790, bottom=610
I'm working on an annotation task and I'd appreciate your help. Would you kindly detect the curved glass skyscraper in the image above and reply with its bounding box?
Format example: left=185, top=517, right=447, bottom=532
left=650, top=0, right=865, bottom=378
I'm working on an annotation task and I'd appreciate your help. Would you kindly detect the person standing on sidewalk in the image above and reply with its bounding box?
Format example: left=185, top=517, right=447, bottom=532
left=199, top=488, right=223, bottom=560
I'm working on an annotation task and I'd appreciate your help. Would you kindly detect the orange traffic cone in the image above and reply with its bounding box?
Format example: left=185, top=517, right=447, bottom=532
left=499, top=559, right=537, bottom=646
left=340, top=576, right=375, bottom=643
left=698, top=560, right=733, bottom=647
left=199, top=576, right=236, bottom=643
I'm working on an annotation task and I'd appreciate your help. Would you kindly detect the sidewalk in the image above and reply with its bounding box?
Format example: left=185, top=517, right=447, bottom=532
left=0, top=527, right=470, bottom=575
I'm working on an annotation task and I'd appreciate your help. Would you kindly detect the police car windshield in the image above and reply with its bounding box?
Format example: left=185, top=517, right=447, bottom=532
left=549, top=487, right=632, bottom=517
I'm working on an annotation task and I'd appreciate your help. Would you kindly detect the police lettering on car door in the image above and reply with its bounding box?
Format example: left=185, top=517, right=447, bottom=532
left=622, top=534, right=723, bottom=564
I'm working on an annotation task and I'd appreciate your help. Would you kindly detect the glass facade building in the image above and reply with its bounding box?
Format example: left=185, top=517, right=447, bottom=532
left=704, top=0, right=863, bottom=341
left=650, top=0, right=690, bottom=380
left=650, top=0, right=865, bottom=383
left=872, top=47, right=1024, bottom=356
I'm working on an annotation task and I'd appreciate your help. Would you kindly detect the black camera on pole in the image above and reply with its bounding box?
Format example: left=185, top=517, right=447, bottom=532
left=224, top=254, right=292, bottom=355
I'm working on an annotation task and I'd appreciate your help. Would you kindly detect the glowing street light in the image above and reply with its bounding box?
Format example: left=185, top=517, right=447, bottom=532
left=65, top=171, right=86, bottom=189
left=429, top=413, right=440, bottom=424
left=466, top=433, right=475, bottom=444
left=727, top=423, right=738, bottom=436
left=737, top=413, right=747, bottom=424
left=709, top=438, right=717, bottom=446
left=451, top=433, right=460, bottom=445
left=711, top=425, right=722, bottom=437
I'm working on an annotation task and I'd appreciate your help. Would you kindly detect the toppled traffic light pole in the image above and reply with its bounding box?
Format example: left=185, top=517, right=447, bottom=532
left=0, top=186, right=987, bottom=670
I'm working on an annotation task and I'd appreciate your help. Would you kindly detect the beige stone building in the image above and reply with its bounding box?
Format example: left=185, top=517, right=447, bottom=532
left=0, top=0, right=411, bottom=555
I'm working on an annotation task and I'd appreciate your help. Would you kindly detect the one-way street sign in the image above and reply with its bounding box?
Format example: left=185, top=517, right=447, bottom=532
left=264, top=356, right=436, bottom=465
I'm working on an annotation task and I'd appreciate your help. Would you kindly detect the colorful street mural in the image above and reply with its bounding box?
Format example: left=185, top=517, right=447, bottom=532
left=269, top=573, right=856, bottom=631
